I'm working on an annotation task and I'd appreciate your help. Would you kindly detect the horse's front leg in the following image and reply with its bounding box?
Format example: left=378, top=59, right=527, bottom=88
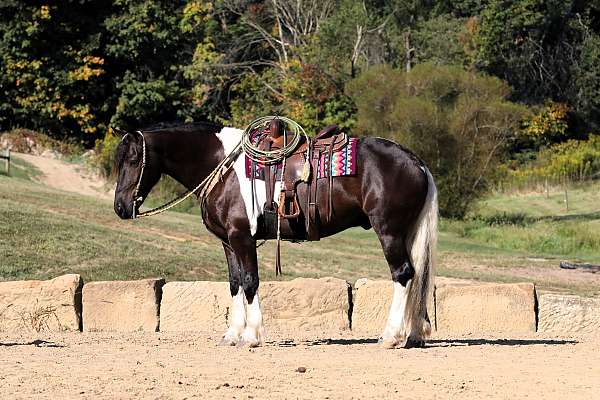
left=229, top=230, right=264, bottom=348
left=220, top=242, right=247, bottom=346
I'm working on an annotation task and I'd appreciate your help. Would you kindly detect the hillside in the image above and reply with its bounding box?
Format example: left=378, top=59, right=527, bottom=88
left=1, top=153, right=599, bottom=296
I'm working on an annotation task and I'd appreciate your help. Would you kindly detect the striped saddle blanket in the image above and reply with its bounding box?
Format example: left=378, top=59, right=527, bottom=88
left=245, top=137, right=358, bottom=180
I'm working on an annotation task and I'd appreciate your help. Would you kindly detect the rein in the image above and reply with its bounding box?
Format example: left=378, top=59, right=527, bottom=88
left=129, top=130, right=243, bottom=219
left=129, top=117, right=306, bottom=220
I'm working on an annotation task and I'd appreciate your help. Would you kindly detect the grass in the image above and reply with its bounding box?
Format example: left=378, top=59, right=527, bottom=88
left=0, top=156, right=42, bottom=181
left=457, top=181, right=600, bottom=260
left=1, top=159, right=599, bottom=296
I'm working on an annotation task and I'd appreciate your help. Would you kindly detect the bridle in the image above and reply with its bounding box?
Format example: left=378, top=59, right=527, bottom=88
left=120, top=117, right=305, bottom=221
left=122, top=129, right=243, bottom=219
left=130, top=131, right=146, bottom=219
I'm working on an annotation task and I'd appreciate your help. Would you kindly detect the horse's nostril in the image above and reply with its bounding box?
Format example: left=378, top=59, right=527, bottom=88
left=115, top=201, right=126, bottom=218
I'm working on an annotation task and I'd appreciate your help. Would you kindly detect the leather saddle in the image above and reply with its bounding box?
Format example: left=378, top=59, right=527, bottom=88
left=254, top=119, right=348, bottom=242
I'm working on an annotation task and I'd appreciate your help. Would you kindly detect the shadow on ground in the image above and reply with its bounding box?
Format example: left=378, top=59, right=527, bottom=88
left=0, top=339, right=64, bottom=348
left=270, top=337, right=578, bottom=347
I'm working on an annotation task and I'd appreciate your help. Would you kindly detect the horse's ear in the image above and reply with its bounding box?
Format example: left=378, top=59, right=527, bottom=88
left=112, top=127, right=128, bottom=138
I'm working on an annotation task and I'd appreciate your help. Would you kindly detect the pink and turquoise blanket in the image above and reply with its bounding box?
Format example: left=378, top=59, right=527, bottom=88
left=244, top=137, right=358, bottom=180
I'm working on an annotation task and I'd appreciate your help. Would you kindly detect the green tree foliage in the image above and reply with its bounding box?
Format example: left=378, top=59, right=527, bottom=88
left=2, top=0, right=600, bottom=218
left=0, top=0, right=205, bottom=143
left=97, top=0, right=206, bottom=128
left=474, top=0, right=600, bottom=131
left=347, top=63, right=528, bottom=217
left=0, top=1, right=112, bottom=140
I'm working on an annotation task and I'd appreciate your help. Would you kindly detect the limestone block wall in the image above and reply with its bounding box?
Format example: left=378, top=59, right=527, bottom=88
left=0, top=274, right=598, bottom=336
left=0, top=274, right=83, bottom=332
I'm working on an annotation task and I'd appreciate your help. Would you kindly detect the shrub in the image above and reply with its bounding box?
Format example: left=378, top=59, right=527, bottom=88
left=347, top=63, right=528, bottom=218
left=501, top=134, right=600, bottom=190
left=90, top=131, right=121, bottom=179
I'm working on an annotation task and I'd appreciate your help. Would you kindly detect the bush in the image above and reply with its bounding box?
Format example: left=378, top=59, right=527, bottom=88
left=501, top=134, right=600, bottom=190
left=347, top=63, right=529, bottom=218
left=90, top=131, right=121, bottom=179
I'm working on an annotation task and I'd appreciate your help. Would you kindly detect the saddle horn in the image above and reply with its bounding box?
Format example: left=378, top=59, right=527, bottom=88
left=269, top=118, right=284, bottom=139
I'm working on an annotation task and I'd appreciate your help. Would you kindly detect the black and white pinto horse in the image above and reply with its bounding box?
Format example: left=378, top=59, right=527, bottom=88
left=113, top=122, right=438, bottom=348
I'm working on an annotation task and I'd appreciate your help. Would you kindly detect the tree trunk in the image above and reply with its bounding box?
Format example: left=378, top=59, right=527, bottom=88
left=405, top=29, right=414, bottom=73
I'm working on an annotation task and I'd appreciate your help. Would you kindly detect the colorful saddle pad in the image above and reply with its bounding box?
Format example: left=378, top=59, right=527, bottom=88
left=316, top=137, right=358, bottom=179
left=244, top=137, right=358, bottom=180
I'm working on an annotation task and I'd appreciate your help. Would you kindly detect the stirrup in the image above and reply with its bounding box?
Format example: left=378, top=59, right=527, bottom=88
left=277, top=191, right=301, bottom=219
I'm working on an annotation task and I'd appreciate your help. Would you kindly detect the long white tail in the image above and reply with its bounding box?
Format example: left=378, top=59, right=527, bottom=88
left=404, top=167, right=438, bottom=339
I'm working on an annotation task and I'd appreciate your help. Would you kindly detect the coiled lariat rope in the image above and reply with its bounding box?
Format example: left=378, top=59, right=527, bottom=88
left=132, top=116, right=308, bottom=220
left=242, top=116, right=309, bottom=164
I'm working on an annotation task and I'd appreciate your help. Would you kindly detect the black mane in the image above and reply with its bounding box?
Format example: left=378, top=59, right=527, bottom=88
left=140, top=121, right=224, bottom=134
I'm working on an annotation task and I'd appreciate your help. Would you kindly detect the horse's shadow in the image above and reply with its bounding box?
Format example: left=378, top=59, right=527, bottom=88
left=425, top=338, right=578, bottom=347
left=272, top=337, right=578, bottom=347
left=0, top=339, right=64, bottom=348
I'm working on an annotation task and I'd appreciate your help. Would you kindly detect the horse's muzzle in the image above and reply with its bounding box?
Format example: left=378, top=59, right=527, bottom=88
left=114, top=200, right=132, bottom=219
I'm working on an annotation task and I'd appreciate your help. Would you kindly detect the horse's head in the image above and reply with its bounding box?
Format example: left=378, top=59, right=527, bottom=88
left=113, top=128, right=162, bottom=219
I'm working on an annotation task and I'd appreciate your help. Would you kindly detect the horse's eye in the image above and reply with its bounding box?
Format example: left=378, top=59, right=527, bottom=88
left=129, top=157, right=140, bottom=165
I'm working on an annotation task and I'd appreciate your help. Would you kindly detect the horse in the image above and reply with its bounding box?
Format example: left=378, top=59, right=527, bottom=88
left=113, top=122, right=438, bottom=348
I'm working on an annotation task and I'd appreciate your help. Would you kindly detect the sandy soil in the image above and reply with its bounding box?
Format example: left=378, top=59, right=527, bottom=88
left=15, top=153, right=114, bottom=200
left=1, top=331, right=598, bottom=400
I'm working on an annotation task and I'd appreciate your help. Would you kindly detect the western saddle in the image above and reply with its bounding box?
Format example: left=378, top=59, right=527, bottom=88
left=251, top=119, right=349, bottom=245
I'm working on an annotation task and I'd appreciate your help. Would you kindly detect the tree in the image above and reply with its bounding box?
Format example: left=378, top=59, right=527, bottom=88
left=474, top=0, right=600, bottom=131
left=0, top=1, right=113, bottom=141
left=347, top=63, right=528, bottom=218
left=0, top=1, right=207, bottom=142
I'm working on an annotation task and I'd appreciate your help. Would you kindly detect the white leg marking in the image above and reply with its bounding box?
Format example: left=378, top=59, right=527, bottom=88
left=215, top=127, right=282, bottom=236
left=221, top=286, right=246, bottom=346
left=381, top=282, right=409, bottom=348
left=241, top=293, right=265, bottom=348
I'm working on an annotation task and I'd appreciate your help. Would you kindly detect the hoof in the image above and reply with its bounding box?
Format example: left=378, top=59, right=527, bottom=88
left=238, top=330, right=262, bottom=348
left=237, top=338, right=261, bottom=348
left=402, top=337, right=425, bottom=349
left=218, top=338, right=237, bottom=346
left=218, top=334, right=240, bottom=347
left=379, top=335, right=404, bottom=349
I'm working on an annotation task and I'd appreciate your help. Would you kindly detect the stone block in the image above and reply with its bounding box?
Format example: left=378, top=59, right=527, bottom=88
left=82, top=279, right=164, bottom=332
left=160, top=281, right=230, bottom=332
left=352, top=279, right=436, bottom=334
left=436, top=283, right=536, bottom=333
left=260, top=277, right=351, bottom=334
left=159, top=278, right=351, bottom=336
left=0, top=274, right=83, bottom=332
left=538, top=294, right=600, bottom=334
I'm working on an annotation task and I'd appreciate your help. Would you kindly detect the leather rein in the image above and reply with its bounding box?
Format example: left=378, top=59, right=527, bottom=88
left=126, top=130, right=242, bottom=219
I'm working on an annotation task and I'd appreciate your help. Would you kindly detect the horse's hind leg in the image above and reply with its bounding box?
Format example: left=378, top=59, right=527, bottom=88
left=370, top=217, right=417, bottom=348
left=219, top=243, right=247, bottom=346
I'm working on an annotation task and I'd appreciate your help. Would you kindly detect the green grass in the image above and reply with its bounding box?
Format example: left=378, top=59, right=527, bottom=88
left=1, top=162, right=599, bottom=296
left=456, top=181, right=600, bottom=260
left=0, top=156, right=42, bottom=181
left=476, top=181, right=600, bottom=218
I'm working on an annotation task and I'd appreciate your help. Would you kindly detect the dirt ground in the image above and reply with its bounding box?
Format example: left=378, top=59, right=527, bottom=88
left=15, top=153, right=114, bottom=200
left=1, top=331, right=598, bottom=400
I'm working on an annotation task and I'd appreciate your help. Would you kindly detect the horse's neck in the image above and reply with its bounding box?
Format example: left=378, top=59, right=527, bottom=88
left=157, top=131, right=225, bottom=191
